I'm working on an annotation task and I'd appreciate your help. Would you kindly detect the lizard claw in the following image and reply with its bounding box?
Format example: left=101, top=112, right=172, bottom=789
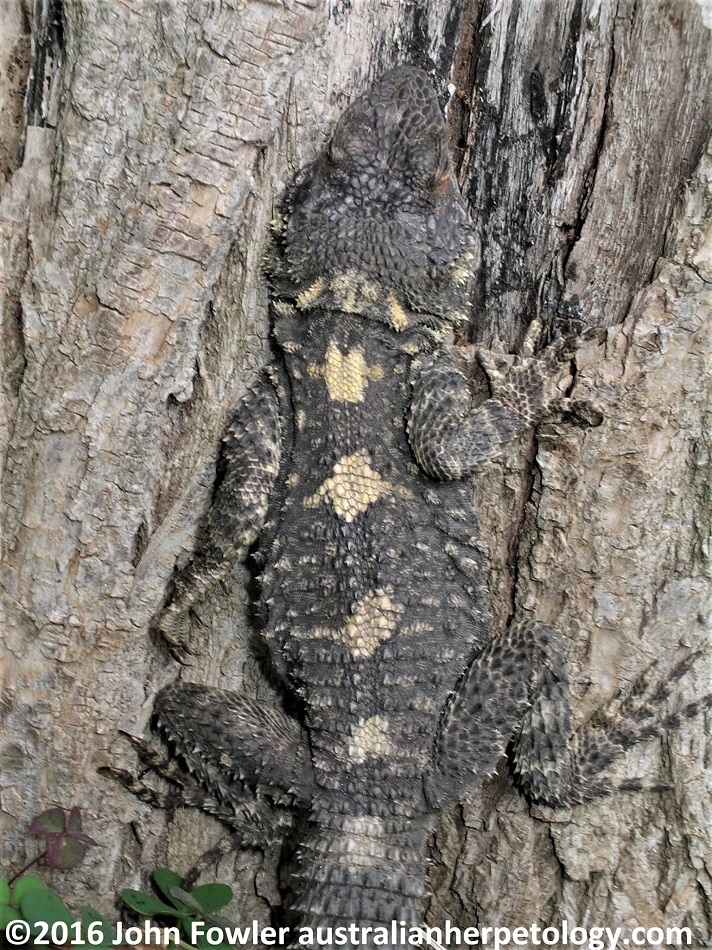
left=167, top=641, right=194, bottom=666
left=97, top=765, right=134, bottom=784
left=99, top=734, right=185, bottom=806
left=475, top=348, right=512, bottom=388
left=119, top=731, right=154, bottom=756
left=545, top=396, right=605, bottom=427
left=117, top=730, right=188, bottom=783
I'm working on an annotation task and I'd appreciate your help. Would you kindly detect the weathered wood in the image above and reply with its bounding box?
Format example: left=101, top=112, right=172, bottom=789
left=1, top=0, right=709, bottom=939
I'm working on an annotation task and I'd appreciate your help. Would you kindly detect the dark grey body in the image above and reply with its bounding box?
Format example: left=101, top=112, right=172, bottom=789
left=264, top=311, right=487, bottom=924
left=105, top=67, right=710, bottom=941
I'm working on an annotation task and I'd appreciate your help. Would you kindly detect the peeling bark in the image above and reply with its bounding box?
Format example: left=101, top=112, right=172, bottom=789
left=1, top=0, right=710, bottom=941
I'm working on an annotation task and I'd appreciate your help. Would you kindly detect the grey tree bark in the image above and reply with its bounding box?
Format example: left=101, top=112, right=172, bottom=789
left=1, top=0, right=710, bottom=943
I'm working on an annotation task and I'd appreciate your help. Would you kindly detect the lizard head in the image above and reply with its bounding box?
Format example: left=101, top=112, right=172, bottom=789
left=274, top=67, right=477, bottom=332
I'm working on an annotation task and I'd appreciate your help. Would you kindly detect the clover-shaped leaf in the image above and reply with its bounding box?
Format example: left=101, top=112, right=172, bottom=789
left=27, top=807, right=67, bottom=837
left=28, top=806, right=98, bottom=871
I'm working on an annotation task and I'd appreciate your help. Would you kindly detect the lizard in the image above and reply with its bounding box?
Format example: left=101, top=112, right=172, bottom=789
left=104, top=66, right=710, bottom=939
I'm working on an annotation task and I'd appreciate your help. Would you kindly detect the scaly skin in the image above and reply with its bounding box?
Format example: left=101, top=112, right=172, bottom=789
left=104, top=67, right=710, bottom=943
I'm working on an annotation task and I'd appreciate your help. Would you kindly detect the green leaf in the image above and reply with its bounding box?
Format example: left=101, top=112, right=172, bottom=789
left=0, top=877, right=12, bottom=931
left=120, top=889, right=181, bottom=917
left=1, top=904, right=17, bottom=930
left=80, top=905, right=111, bottom=927
left=152, top=869, right=194, bottom=914
left=80, top=906, right=118, bottom=946
left=167, top=887, right=203, bottom=913
left=195, top=933, right=231, bottom=950
left=46, top=834, right=87, bottom=871
left=195, top=933, right=213, bottom=950
left=152, top=868, right=183, bottom=900
left=11, top=876, right=47, bottom=904
left=201, top=913, right=236, bottom=930
left=188, top=884, right=233, bottom=913
left=20, top=887, right=74, bottom=928
left=28, top=807, right=67, bottom=837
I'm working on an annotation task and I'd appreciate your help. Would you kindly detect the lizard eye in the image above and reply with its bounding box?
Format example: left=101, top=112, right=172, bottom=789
left=329, top=112, right=378, bottom=167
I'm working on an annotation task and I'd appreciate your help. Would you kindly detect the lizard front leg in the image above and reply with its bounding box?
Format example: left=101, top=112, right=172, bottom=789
left=105, top=375, right=293, bottom=865
left=407, top=321, right=584, bottom=479
left=158, top=375, right=282, bottom=657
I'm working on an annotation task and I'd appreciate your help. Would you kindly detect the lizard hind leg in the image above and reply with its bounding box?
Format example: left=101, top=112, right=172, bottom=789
left=99, top=729, right=279, bottom=873
left=153, top=682, right=316, bottom=812
left=102, top=684, right=315, bottom=870
left=426, top=622, right=709, bottom=811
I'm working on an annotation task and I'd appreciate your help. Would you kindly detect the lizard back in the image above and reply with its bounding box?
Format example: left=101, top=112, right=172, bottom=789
left=103, top=64, right=711, bottom=948
left=262, top=306, right=488, bottom=925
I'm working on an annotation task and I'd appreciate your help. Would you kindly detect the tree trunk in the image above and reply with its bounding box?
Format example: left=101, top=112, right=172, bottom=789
left=1, top=0, right=710, bottom=942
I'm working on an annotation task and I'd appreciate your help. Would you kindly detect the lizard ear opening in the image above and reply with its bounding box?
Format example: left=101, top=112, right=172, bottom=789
left=404, top=130, right=451, bottom=191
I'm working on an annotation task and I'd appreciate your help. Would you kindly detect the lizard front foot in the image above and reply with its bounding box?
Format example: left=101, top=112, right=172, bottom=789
left=476, top=320, right=605, bottom=426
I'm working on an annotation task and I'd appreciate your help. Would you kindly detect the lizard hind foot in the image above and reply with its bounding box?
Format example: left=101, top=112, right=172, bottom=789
left=545, top=651, right=712, bottom=807
left=100, top=711, right=297, bottom=861
left=586, top=650, right=711, bottom=746
left=98, top=764, right=177, bottom=809
left=98, top=734, right=215, bottom=812
left=100, top=754, right=273, bottom=881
